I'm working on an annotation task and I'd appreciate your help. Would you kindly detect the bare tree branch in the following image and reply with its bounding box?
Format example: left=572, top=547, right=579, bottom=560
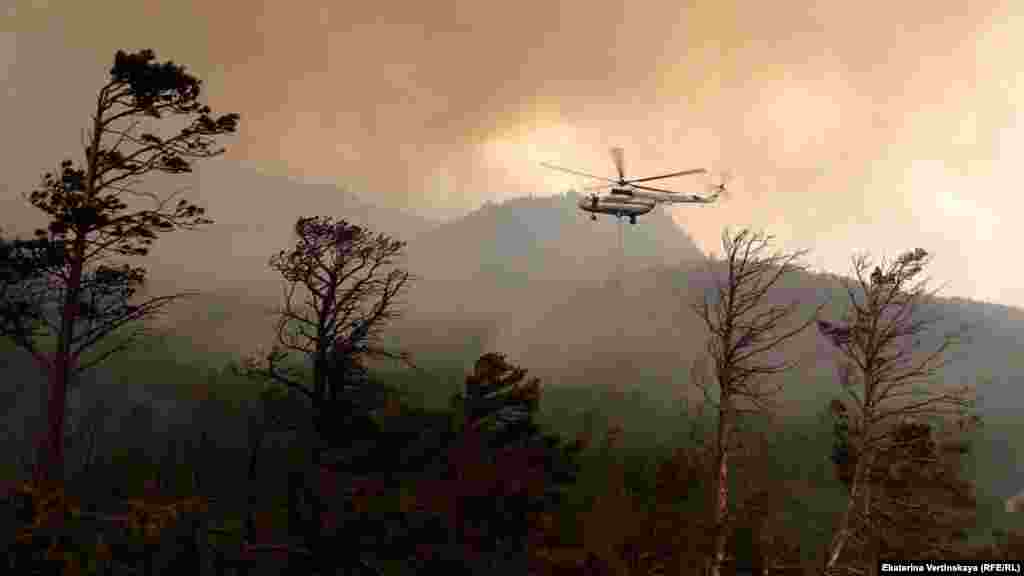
left=818, top=248, right=978, bottom=574
left=245, top=217, right=415, bottom=439
left=691, top=228, right=819, bottom=576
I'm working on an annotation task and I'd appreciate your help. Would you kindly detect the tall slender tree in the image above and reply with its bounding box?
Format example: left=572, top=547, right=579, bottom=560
left=692, top=228, right=821, bottom=576
left=0, top=49, right=239, bottom=482
left=817, top=248, right=976, bottom=575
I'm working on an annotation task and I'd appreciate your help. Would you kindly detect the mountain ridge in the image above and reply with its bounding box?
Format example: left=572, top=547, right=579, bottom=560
left=3, top=172, right=1023, bottom=504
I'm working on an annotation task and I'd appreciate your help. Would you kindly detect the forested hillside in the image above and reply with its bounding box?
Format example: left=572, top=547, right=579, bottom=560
left=2, top=47, right=1023, bottom=576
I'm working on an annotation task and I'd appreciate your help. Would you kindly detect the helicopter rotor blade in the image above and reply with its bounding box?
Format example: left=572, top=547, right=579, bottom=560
left=540, top=162, right=617, bottom=184
left=631, top=183, right=683, bottom=194
left=611, top=147, right=625, bottom=181
left=628, top=168, right=707, bottom=183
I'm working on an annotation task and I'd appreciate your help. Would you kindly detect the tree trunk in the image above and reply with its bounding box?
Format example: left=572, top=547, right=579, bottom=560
left=707, top=397, right=732, bottom=576
left=37, top=243, right=83, bottom=483
left=245, top=412, right=266, bottom=543
left=865, top=480, right=877, bottom=576
left=824, top=449, right=870, bottom=574
left=37, top=355, right=67, bottom=483
left=303, top=409, right=329, bottom=574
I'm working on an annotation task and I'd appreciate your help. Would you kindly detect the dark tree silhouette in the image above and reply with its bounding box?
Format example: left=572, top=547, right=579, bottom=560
left=0, top=49, right=239, bottom=482
left=238, top=216, right=412, bottom=571
left=870, top=420, right=977, bottom=559
left=816, top=248, right=977, bottom=575
left=691, top=228, right=821, bottom=576
left=249, top=216, right=412, bottom=450
left=827, top=409, right=978, bottom=565
left=453, top=351, right=541, bottom=439
left=0, top=234, right=64, bottom=349
left=410, top=353, right=581, bottom=573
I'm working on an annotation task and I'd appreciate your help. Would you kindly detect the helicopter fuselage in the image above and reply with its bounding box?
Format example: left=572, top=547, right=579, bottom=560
left=577, top=195, right=656, bottom=218
left=610, top=186, right=716, bottom=204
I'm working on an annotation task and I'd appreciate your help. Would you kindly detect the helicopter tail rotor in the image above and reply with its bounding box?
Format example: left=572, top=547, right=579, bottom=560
left=710, top=169, right=733, bottom=200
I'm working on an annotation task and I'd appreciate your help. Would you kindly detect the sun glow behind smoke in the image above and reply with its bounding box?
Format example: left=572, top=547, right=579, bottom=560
left=482, top=122, right=591, bottom=196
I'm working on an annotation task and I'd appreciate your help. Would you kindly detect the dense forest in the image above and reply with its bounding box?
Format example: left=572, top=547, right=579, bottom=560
left=2, top=48, right=1023, bottom=576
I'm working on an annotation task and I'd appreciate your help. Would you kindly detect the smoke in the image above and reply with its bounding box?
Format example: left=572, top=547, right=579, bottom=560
left=3, top=0, right=1024, bottom=304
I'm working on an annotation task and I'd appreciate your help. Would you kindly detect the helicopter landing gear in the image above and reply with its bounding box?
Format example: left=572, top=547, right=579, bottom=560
left=629, top=215, right=636, bottom=225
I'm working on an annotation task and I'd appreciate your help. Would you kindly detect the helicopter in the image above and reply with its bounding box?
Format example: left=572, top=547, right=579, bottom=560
left=541, top=147, right=727, bottom=224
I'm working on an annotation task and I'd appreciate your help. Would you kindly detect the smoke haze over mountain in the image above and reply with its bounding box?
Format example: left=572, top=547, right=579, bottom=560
left=2, top=0, right=1023, bottom=306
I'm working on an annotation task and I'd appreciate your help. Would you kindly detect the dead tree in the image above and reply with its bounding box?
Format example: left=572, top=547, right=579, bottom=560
left=691, top=228, right=821, bottom=576
left=817, top=248, right=976, bottom=575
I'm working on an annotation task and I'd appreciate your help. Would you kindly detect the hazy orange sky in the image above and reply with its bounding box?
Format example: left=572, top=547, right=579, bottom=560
left=2, top=0, right=1023, bottom=306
